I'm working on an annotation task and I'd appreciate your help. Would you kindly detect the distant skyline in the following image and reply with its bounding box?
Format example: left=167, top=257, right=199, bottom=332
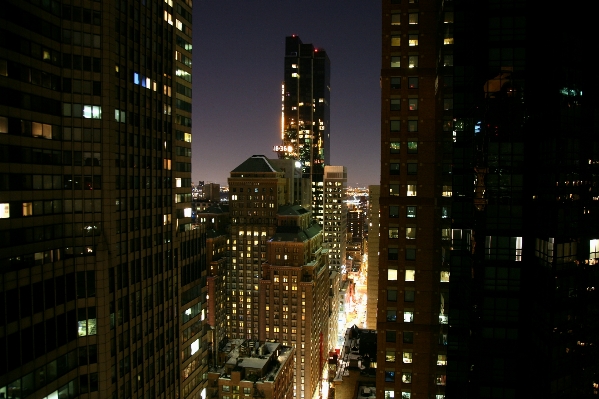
left=192, top=1, right=381, bottom=187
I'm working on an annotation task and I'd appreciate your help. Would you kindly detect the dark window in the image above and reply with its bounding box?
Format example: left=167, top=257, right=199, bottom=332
left=404, top=290, right=415, bottom=302
left=389, top=206, right=399, bottom=218
left=408, top=77, right=419, bottom=89
left=388, top=248, right=399, bottom=260
left=406, top=248, right=416, bottom=260
left=391, top=77, right=401, bottom=89
left=387, top=289, right=397, bottom=301
left=390, top=162, right=400, bottom=175
left=403, top=332, right=414, bottom=343
left=407, top=163, right=418, bottom=175
left=386, top=330, right=396, bottom=342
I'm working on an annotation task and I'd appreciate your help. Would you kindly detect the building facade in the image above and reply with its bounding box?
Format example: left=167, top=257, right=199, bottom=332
left=377, top=0, right=450, bottom=398
left=323, top=165, right=347, bottom=272
left=258, top=206, right=329, bottom=399
left=447, top=1, right=599, bottom=398
left=227, top=155, right=291, bottom=341
left=278, top=35, right=330, bottom=226
left=0, top=0, right=207, bottom=398
left=366, top=185, right=380, bottom=330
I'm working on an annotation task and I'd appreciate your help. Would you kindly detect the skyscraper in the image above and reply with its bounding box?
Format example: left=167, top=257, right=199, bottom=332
left=447, top=2, right=599, bottom=398
left=278, top=35, right=330, bottom=226
left=377, top=1, right=450, bottom=398
left=0, top=0, right=205, bottom=398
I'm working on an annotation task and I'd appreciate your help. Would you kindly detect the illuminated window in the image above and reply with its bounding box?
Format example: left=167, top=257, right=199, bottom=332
left=437, top=354, right=447, bottom=366
left=441, top=228, right=450, bottom=240
left=386, top=350, right=396, bottom=362
left=408, top=55, right=418, bottom=68
left=1, top=203, right=9, bottom=218
left=22, top=202, right=33, bottom=216
left=402, top=372, right=412, bottom=383
left=409, top=34, right=418, bottom=46
left=389, top=228, right=399, bottom=239
left=407, top=141, right=418, bottom=154
left=405, top=270, right=415, bottom=281
left=175, top=178, right=182, bottom=187
left=407, top=184, right=417, bottom=197
left=403, top=351, right=413, bottom=363
left=388, top=268, right=398, bottom=280
left=391, top=35, right=401, bottom=46
left=163, top=214, right=171, bottom=225
left=408, top=98, right=418, bottom=110
left=403, top=311, right=414, bottom=323
left=163, top=159, right=172, bottom=170
left=391, top=56, right=401, bottom=68
left=391, top=12, right=401, bottom=25
left=390, top=184, right=400, bottom=196
left=440, top=271, right=450, bottom=282
left=406, top=227, right=416, bottom=240
left=83, top=105, right=101, bottom=119
left=409, top=13, right=418, bottom=24
left=407, top=206, right=416, bottom=218
left=444, top=12, right=454, bottom=23
left=390, top=142, right=400, bottom=153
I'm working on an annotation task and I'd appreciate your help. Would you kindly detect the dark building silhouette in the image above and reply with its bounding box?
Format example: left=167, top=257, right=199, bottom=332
left=378, top=0, right=599, bottom=398
left=0, top=0, right=207, bottom=398
left=447, top=1, right=599, bottom=398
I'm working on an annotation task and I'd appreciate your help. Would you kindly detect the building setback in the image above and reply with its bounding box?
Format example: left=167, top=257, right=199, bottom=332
left=0, top=0, right=207, bottom=398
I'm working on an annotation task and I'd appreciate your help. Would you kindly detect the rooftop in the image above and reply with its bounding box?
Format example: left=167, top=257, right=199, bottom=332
left=231, top=155, right=281, bottom=174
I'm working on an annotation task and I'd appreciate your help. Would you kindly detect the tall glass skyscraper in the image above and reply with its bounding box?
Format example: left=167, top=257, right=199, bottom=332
left=279, top=35, right=330, bottom=226
left=0, top=1, right=207, bottom=398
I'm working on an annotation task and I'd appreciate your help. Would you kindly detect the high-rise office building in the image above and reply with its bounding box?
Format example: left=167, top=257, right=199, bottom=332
left=323, top=165, right=347, bottom=272
left=377, top=0, right=450, bottom=398
left=447, top=2, right=599, bottom=398
left=278, top=35, right=330, bottom=226
left=0, top=0, right=206, bottom=398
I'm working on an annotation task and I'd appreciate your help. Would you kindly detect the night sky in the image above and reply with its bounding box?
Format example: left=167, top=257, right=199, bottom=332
left=191, top=1, right=381, bottom=187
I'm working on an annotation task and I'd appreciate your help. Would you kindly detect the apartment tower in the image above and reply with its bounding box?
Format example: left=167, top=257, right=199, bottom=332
left=0, top=0, right=207, bottom=398
left=278, top=35, right=330, bottom=226
left=378, top=0, right=450, bottom=398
